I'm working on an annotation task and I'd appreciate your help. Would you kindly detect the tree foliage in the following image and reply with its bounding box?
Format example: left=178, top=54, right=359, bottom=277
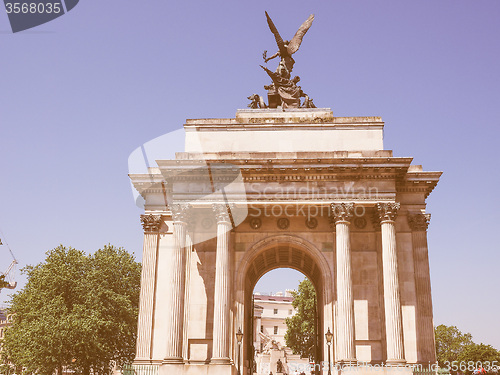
left=1, top=245, right=141, bottom=375
left=0, top=274, right=9, bottom=289
left=284, top=278, right=317, bottom=359
left=435, top=324, right=474, bottom=367
left=458, top=343, right=500, bottom=373
left=435, top=324, right=500, bottom=373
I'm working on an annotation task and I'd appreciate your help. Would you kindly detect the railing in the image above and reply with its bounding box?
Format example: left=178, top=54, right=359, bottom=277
left=121, top=364, right=159, bottom=375
left=413, top=366, right=451, bottom=375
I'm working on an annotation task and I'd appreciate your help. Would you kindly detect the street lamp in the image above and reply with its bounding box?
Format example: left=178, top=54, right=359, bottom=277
left=325, top=328, right=333, bottom=375
left=236, top=327, right=243, bottom=375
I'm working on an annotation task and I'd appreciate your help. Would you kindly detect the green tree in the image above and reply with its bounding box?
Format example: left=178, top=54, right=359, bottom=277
left=2, top=245, right=141, bottom=375
left=458, top=344, right=500, bottom=374
left=284, top=278, right=317, bottom=359
left=435, top=325, right=500, bottom=372
left=435, top=324, right=474, bottom=367
left=0, top=274, right=9, bottom=289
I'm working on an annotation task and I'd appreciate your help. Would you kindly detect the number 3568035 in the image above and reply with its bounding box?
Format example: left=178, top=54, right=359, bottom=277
left=5, top=2, right=62, bottom=14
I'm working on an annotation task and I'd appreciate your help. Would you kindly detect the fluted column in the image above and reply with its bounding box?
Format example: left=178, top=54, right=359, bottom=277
left=163, top=204, right=190, bottom=364
left=211, top=203, right=233, bottom=364
left=376, top=202, right=405, bottom=365
left=256, top=315, right=262, bottom=351
left=135, top=214, right=162, bottom=363
left=408, top=213, right=436, bottom=363
left=182, top=231, right=194, bottom=361
left=331, top=203, right=356, bottom=363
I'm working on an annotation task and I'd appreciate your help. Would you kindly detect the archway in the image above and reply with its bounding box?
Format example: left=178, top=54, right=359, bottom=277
left=235, top=235, right=334, bottom=375
left=252, top=268, right=318, bottom=375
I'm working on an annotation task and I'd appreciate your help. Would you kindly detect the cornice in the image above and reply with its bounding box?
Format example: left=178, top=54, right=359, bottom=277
left=183, top=113, right=385, bottom=130
left=396, top=171, right=442, bottom=198
left=156, top=156, right=413, bottom=168
left=131, top=158, right=442, bottom=200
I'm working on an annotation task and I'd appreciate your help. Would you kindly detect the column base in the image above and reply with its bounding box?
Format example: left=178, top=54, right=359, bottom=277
left=337, top=359, right=358, bottom=366
left=162, top=357, right=185, bottom=365
left=386, top=359, right=407, bottom=366
left=133, top=358, right=154, bottom=365
left=210, top=357, right=231, bottom=365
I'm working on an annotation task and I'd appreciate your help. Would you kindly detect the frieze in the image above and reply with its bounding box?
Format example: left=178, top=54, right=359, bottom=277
left=305, top=217, right=318, bottom=229
left=277, top=218, right=290, bottom=230
left=201, top=217, right=214, bottom=230
left=249, top=218, right=262, bottom=229
left=354, top=217, right=367, bottom=229
left=241, top=116, right=334, bottom=124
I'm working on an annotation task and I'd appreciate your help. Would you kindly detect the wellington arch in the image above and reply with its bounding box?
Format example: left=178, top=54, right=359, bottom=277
left=129, top=108, right=442, bottom=375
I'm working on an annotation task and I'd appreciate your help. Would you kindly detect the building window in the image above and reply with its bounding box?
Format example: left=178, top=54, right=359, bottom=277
left=289, top=309, right=293, bottom=315
left=273, top=308, right=278, bottom=315
left=260, top=325, right=263, bottom=333
left=274, top=326, right=278, bottom=334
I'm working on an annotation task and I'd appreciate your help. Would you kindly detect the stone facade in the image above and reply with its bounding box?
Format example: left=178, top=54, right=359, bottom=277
left=130, top=108, right=441, bottom=375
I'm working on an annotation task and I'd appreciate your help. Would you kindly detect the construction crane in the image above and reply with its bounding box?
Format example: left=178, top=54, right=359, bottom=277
left=0, top=232, right=18, bottom=291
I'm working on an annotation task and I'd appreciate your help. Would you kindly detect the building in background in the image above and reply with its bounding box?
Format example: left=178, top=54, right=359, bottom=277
left=0, top=308, right=12, bottom=346
left=253, top=291, right=295, bottom=353
left=0, top=307, right=13, bottom=373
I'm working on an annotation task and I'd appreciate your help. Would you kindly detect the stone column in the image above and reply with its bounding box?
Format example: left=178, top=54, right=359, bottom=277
left=182, top=232, right=194, bottom=361
left=163, top=204, right=190, bottom=364
left=408, top=213, right=436, bottom=363
left=255, top=315, right=262, bottom=352
left=331, top=203, right=356, bottom=363
left=135, top=214, right=162, bottom=363
left=211, top=203, right=233, bottom=364
left=376, top=202, right=406, bottom=365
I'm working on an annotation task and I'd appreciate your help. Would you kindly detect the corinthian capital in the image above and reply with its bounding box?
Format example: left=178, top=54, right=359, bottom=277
left=212, top=203, right=233, bottom=224
left=408, top=213, right=431, bottom=231
left=375, top=202, right=400, bottom=223
left=330, top=203, right=354, bottom=224
left=170, top=204, right=192, bottom=223
left=140, top=214, right=163, bottom=233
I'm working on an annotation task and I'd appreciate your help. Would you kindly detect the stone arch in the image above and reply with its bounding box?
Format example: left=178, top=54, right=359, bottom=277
left=234, top=234, right=335, bottom=373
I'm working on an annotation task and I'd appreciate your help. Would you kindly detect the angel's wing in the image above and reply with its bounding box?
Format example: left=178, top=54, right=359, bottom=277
left=265, top=11, right=287, bottom=57
left=287, top=14, right=315, bottom=55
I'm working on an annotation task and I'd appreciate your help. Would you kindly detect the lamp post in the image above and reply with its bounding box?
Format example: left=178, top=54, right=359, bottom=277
left=236, top=327, right=243, bottom=375
left=325, top=328, right=333, bottom=375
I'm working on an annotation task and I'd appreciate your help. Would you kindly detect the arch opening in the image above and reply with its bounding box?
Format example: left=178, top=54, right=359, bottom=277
left=235, top=236, right=334, bottom=375
left=251, top=268, right=319, bottom=375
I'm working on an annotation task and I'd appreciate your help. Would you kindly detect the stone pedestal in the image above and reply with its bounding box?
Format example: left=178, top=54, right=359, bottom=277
left=184, top=109, right=384, bottom=153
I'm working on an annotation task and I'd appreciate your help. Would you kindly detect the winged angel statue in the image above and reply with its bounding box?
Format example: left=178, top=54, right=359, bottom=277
left=248, top=12, right=317, bottom=109
left=263, top=11, right=314, bottom=80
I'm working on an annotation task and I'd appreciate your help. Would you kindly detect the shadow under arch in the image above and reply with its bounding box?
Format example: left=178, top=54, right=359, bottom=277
left=234, top=234, right=335, bottom=374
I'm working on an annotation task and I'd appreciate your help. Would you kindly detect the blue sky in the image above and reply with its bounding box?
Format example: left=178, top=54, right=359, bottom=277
left=1, top=0, right=499, bottom=349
